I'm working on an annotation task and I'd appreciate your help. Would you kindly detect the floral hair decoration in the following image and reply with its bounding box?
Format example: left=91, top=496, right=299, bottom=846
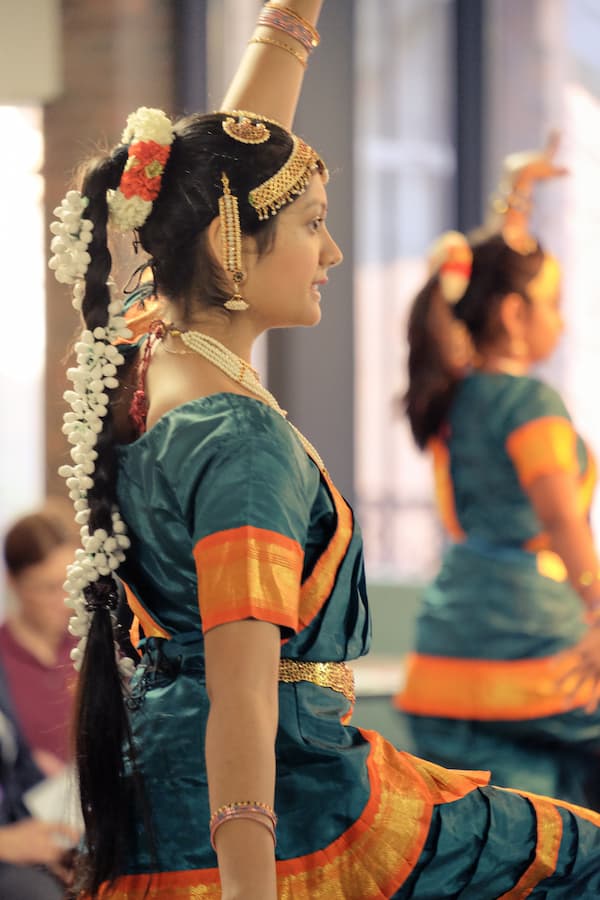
left=49, top=189, right=134, bottom=677
left=428, top=230, right=473, bottom=305
left=107, top=107, right=174, bottom=232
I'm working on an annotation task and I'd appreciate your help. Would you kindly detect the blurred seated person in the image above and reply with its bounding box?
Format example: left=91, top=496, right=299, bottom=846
left=0, top=655, right=78, bottom=898
left=1, top=502, right=78, bottom=775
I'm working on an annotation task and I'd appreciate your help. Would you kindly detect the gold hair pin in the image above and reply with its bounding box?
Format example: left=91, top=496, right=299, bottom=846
left=222, top=115, right=271, bottom=145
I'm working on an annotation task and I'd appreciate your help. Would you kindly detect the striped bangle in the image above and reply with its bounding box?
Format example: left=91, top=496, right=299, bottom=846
left=249, top=35, right=307, bottom=68
left=258, top=4, right=320, bottom=54
left=209, top=801, right=277, bottom=851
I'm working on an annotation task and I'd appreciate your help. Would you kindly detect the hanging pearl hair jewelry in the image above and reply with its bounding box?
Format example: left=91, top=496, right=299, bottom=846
left=177, top=330, right=326, bottom=473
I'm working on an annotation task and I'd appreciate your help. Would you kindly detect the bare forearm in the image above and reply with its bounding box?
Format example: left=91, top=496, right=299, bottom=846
left=221, top=0, right=324, bottom=129
left=205, top=691, right=278, bottom=899
left=547, top=517, right=600, bottom=608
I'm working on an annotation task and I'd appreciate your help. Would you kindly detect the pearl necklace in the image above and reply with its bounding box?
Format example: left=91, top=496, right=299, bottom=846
left=177, top=329, right=326, bottom=474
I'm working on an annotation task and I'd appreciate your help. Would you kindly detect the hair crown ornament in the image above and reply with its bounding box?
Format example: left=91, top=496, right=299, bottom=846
left=222, top=113, right=271, bottom=145
left=220, top=110, right=327, bottom=222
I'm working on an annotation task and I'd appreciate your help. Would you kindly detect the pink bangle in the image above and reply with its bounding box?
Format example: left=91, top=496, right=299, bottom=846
left=258, top=5, right=320, bottom=54
left=209, top=801, right=278, bottom=851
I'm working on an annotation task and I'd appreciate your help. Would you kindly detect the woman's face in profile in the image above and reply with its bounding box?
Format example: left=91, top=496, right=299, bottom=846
left=523, top=254, right=564, bottom=363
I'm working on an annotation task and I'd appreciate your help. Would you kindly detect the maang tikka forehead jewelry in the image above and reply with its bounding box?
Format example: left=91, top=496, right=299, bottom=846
left=219, top=109, right=327, bottom=222
left=218, top=173, right=249, bottom=312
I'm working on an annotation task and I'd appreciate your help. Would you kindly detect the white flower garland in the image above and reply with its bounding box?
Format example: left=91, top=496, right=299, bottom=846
left=50, top=189, right=135, bottom=678
left=107, top=106, right=174, bottom=233
left=48, top=191, right=93, bottom=296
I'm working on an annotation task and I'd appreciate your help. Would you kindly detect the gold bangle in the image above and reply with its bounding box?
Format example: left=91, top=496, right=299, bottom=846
left=249, top=35, right=308, bottom=69
left=263, top=2, right=320, bottom=46
left=578, top=569, right=600, bottom=588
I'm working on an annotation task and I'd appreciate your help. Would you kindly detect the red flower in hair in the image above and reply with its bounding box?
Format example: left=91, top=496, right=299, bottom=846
left=120, top=140, right=171, bottom=202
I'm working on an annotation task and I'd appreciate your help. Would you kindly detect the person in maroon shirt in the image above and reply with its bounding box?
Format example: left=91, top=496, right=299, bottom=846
left=1, top=501, right=78, bottom=775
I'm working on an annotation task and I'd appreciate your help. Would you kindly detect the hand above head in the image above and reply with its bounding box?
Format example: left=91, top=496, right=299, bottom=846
left=502, top=131, right=568, bottom=190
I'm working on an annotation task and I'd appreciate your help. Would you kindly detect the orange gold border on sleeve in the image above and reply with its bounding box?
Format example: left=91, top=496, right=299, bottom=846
left=396, top=646, right=595, bottom=720
left=193, top=525, right=304, bottom=634
left=506, top=416, right=578, bottom=488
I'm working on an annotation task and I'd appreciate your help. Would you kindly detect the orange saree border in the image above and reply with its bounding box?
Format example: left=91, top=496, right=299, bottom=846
left=120, top=578, right=170, bottom=646
left=506, top=416, right=578, bottom=488
left=94, top=732, right=489, bottom=900
left=396, top=645, right=594, bottom=720
left=298, top=472, right=353, bottom=630
left=503, top=785, right=600, bottom=829
left=193, top=525, right=304, bottom=634
left=496, top=794, right=563, bottom=898
left=496, top=784, right=600, bottom=898
left=428, top=435, right=465, bottom=541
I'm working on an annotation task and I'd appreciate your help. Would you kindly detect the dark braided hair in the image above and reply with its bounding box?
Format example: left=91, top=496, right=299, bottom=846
left=65, top=111, right=309, bottom=896
left=405, top=233, right=545, bottom=448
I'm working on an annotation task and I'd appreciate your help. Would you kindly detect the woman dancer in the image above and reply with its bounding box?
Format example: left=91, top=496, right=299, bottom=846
left=397, top=139, right=600, bottom=809
left=52, top=7, right=600, bottom=898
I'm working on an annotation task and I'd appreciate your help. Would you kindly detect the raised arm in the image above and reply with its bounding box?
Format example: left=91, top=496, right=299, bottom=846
left=484, top=132, right=567, bottom=251
left=221, top=0, right=324, bottom=129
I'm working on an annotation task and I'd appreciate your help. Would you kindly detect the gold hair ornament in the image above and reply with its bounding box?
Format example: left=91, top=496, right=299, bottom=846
left=249, top=133, right=327, bottom=221
left=222, top=114, right=271, bottom=145
left=218, top=174, right=249, bottom=311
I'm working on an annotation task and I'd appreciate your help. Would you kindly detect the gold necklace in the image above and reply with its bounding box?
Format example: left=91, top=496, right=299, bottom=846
left=177, top=329, right=326, bottom=474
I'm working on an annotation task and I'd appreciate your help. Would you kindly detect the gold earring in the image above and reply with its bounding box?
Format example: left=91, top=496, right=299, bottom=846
left=218, top=173, right=249, bottom=311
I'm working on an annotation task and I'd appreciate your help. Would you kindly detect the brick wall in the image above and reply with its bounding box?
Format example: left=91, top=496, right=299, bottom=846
left=44, top=0, right=176, bottom=495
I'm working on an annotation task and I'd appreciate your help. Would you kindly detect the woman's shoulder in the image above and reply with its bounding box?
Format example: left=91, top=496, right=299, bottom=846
left=462, top=371, right=567, bottom=412
left=454, top=372, right=571, bottom=440
left=502, top=374, right=569, bottom=423
left=120, top=393, right=308, bottom=471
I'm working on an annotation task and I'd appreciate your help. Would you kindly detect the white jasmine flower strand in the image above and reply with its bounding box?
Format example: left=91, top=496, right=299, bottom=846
left=49, top=192, right=134, bottom=678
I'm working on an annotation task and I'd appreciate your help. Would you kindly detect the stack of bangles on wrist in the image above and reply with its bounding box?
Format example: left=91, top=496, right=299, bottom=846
left=209, top=801, right=278, bottom=851
left=249, top=2, right=320, bottom=68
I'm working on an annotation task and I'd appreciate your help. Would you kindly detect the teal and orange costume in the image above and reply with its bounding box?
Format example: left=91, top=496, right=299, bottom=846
left=108, top=301, right=600, bottom=898
left=397, top=370, right=600, bottom=808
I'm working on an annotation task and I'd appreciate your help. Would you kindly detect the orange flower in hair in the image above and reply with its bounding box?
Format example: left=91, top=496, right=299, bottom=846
left=107, top=107, right=174, bottom=232
left=120, top=141, right=171, bottom=202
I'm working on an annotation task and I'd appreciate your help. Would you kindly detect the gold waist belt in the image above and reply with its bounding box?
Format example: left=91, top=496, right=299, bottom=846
left=278, top=659, right=355, bottom=706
